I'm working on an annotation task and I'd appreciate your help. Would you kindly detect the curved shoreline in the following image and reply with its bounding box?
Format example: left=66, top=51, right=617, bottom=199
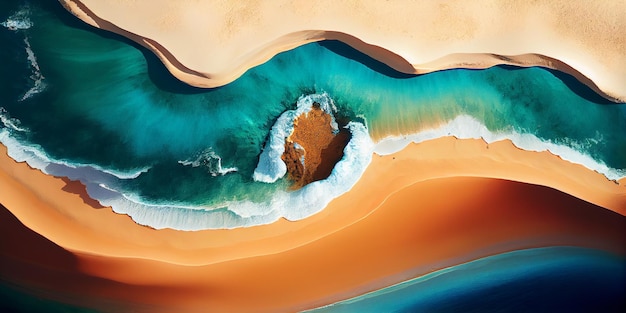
left=2, top=135, right=625, bottom=311
left=2, top=137, right=624, bottom=265
left=2, top=152, right=625, bottom=311
left=58, top=0, right=625, bottom=102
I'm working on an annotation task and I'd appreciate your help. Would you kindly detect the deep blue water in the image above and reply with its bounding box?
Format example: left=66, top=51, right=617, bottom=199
left=2, top=247, right=623, bottom=313
left=308, top=247, right=626, bottom=313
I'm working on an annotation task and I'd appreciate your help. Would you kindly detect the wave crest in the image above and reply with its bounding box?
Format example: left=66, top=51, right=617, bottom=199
left=0, top=109, right=150, bottom=182
left=2, top=100, right=622, bottom=230
left=178, top=148, right=237, bottom=176
left=0, top=108, right=28, bottom=133
left=95, top=119, right=373, bottom=230
left=1, top=6, right=33, bottom=31
left=374, top=115, right=626, bottom=181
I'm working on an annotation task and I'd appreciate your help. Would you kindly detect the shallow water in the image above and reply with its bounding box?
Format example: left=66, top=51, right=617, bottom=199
left=0, top=0, right=624, bottom=229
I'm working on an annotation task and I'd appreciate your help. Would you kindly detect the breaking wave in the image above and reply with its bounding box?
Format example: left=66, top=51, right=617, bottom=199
left=0, top=96, right=374, bottom=230
left=94, top=113, right=625, bottom=230
left=0, top=110, right=150, bottom=184
left=19, top=37, right=46, bottom=101
left=0, top=108, right=28, bottom=132
left=178, top=148, right=238, bottom=176
left=253, top=93, right=339, bottom=183
left=1, top=96, right=623, bottom=231
left=74, top=120, right=373, bottom=230
left=374, top=115, right=626, bottom=181
left=1, top=6, right=32, bottom=31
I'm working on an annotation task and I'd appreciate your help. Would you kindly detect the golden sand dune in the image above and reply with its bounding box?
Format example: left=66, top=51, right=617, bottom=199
left=59, top=0, right=626, bottom=101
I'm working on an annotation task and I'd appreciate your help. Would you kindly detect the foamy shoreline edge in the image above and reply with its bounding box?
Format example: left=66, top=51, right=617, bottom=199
left=3, top=110, right=624, bottom=232
left=58, top=0, right=624, bottom=102
left=2, top=1, right=624, bottom=231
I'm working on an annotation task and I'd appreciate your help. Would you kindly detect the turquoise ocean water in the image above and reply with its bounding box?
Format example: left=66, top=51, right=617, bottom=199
left=1, top=1, right=625, bottom=312
left=0, top=0, right=625, bottom=229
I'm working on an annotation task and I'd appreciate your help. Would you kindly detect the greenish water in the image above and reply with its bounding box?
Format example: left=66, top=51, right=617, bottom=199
left=0, top=0, right=624, bottom=229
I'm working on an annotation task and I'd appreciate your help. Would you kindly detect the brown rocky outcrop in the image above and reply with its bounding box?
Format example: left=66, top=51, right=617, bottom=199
left=281, top=103, right=351, bottom=189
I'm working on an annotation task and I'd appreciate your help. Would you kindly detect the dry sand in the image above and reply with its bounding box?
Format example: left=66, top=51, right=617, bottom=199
left=1, top=137, right=625, bottom=312
left=58, top=0, right=626, bottom=101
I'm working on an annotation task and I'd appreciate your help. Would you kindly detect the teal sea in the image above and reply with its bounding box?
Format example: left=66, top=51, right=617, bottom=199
left=1, top=1, right=625, bottom=313
left=0, top=0, right=625, bottom=230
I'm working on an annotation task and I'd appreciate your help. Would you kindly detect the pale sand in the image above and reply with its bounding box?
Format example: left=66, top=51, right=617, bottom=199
left=58, top=0, right=626, bottom=101
left=1, top=137, right=625, bottom=312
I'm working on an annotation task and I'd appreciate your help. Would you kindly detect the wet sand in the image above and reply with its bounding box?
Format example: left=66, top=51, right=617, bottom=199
left=1, top=136, right=625, bottom=312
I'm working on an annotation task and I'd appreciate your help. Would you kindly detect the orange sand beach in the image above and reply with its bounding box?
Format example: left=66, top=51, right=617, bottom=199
left=1, top=1, right=625, bottom=311
left=1, top=137, right=625, bottom=312
left=58, top=0, right=626, bottom=101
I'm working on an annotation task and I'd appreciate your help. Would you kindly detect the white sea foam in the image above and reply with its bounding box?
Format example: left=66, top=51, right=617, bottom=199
left=178, top=148, right=237, bottom=176
left=2, top=97, right=622, bottom=230
left=1, top=6, right=32, bottom=31
left=94, top=96, right=373, bottom=230
left=253, top=93, right=338, bottom=183
left=91, top=120, right=373, bottom=230
left=0, top=110, right=150, bottom=182
left=2, top=6, right=44, bottom=100
left=0, top=129, right=150, bottom=180
left=19, top=37, right=46, bottom=101
left=374, top=115, right=626, bottom=181
left=1, top=95, right=374, bottom=230
left=0, top=108, right=28, bottom=132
